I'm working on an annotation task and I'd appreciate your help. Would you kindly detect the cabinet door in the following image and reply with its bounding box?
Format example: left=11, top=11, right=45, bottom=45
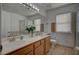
left=35, top=44, right=44, bottom=55
left=45, top=37, right=51, bottom=54
left=34, top=40, right=44, bottom=55
left=7, top=44, right=33, bottom=55
left=34, top=41, right=41, bottom=49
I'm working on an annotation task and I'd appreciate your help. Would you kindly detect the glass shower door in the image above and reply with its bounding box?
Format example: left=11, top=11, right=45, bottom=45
left=76, top=11, right=79, bottom=47
left=75, top=11, right=79, bottom=54
left=0, top=3, right=2, bottom=55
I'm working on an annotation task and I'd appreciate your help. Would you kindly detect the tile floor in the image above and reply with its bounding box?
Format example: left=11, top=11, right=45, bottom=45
left=48, top=44, right=79, bottom=55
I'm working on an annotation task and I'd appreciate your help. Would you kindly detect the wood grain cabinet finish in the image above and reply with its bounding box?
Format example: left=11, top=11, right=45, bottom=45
left=6, top=36, right=51, bottom=55
left=34, top=44, right=44, bottom=55
left=7, top=44, right=33, bottom=55
left=44, top=37, right=51, bottom=54
left=34, top=39, right=44, bottom=55
left=26, top=51, right=33, bottom=55
left=34, top=41, right=41, bottom=49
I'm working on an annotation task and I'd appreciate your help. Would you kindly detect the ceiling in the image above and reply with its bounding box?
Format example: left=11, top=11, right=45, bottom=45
left=33, top=3, right=70, bottom=10
left=2, top=3, right=38, bottom=16
left=2, top=3, right=70, bottom=16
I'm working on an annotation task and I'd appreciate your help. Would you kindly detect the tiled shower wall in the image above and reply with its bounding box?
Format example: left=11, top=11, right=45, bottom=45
left=56, top=32, right=75, bottom=47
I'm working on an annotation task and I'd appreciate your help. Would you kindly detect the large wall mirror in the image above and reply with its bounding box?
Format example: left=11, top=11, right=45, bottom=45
left=1, top=10, right=26, bottom=38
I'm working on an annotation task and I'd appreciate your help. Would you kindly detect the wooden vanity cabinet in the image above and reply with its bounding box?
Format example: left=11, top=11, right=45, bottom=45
left=34, top=37, right=51, bottom=55
left=44, top=37, right=51, bottom=54
left=34, top=40, right=41, bottom=49
left=7, top=44, right=33, bottom=55
left=34, top=44, right=44, bottom=55
left=26, top=51, right=33, bottom=55
left=34, top=39, right=44, bottom=55
left=6, top=36, right=51, bottom=55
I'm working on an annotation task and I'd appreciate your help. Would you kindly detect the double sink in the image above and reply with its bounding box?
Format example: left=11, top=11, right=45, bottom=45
left=1, top=33, right=47, bottom=54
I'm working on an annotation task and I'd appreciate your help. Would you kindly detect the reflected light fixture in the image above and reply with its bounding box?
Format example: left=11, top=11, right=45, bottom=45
left=19, top=3, right=40, bottom=12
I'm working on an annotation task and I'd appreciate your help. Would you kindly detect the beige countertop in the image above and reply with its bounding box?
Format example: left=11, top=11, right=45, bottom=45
left=1, top=34, right=50, bottom=55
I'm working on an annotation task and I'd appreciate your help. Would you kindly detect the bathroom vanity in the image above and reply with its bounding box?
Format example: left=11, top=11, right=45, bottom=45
left=1, top=34, right=51, bottom=55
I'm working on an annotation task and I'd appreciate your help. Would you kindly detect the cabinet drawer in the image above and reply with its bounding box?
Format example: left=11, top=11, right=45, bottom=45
left=34, top=41, right=41, bottom=48
left=41, top=39, right=44, bottom=44
left=8, top=44, right=33, bottom=55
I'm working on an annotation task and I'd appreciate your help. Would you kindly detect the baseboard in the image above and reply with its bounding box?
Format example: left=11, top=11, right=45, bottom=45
left=56, top=43, right=74, bottom=48
left=75, top=46, right=79, bottom=50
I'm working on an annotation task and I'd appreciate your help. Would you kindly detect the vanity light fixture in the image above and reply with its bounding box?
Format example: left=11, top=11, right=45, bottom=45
left=19, top=3, right=40, bottom=12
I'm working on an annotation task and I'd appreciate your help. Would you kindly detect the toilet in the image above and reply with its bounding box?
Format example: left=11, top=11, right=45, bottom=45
left=50, top=32, right=56, bottom=47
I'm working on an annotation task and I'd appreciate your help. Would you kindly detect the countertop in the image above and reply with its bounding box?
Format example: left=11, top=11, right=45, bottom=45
left=1, top=34, right=50, bottom=55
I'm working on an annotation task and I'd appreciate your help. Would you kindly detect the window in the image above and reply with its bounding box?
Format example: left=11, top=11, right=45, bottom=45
left=34, top=19, right=41, bottom=31
left=27, top=19, right=41, bottom=31
left=56, top=13, right=71, bottom=32
left=27, top=20, right=33, bottom=25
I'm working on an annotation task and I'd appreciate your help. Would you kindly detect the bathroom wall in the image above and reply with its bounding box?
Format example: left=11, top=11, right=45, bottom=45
left=46, top=4, right=79, bottom=47
left=47, top=4, right=78, bottom=33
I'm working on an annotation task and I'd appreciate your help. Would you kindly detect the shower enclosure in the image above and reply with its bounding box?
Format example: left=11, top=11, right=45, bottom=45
left=76, top=11, right=79, bottom=48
